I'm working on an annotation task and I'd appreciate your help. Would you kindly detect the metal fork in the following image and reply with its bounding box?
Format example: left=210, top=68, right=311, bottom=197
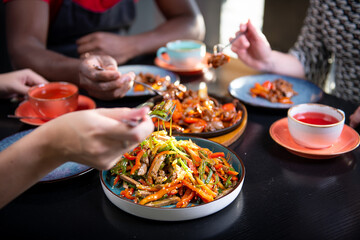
left=121, top=100, right=176, bottom=127
left=213, top=30, right=248, bottom=54
left=133, top=80, right=165, bottom=96
left=148, top=100, right=176, bottom=122
left=93, top=65, right=166, bottom=96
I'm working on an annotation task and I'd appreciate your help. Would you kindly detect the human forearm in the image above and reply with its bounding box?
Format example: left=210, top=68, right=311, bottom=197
left=0, top=126, right=62, bottom=208
left=9, top=44, right=81, bottom=85
left=0, top=107, right=155, bottom=208
left=265, top=51, right=305, bottom=79
left=232, top=20, right=306, bottom=79
left=5, top=0, right=80, bottom=84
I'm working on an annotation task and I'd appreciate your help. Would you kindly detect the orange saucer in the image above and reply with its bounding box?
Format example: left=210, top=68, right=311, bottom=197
left=155, top=52, right=211, bottom=75
left=15, top=95, right=96, bottom=126
left=269, top=118, right=360, bottom=159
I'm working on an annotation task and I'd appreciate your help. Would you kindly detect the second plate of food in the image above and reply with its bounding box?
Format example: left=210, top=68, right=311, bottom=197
left=228, top=74, right=323, bottom=109
left=146, top=91, right=246, bottom=138
left=118, top=65, right=180, bottom=97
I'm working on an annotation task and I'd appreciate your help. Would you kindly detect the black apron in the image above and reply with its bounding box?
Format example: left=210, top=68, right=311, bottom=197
left=47, top=0, right=136, bottom=58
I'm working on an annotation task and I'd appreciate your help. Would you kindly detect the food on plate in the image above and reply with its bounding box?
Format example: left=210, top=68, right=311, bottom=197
left=109, top=130, right=239, bottom=207
left=133, top=72, right=170, bottom=92
left=249, top=78, right=298, bottom=104
left=153, top=82, right=243, bottom=133
left=207, top=52, right=230, bottom=68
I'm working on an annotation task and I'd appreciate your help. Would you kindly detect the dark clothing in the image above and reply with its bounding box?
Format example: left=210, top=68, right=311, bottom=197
left=47, top=0, right=136, bottom=58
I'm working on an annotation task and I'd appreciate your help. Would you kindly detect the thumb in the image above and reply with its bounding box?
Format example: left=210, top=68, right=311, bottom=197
left=100, top=56, right=118, bottom=70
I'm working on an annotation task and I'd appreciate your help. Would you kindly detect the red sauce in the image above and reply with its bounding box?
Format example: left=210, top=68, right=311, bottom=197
left=293, top=112, right=339, bottom=125
left=31, top=86, right=76, bottom=100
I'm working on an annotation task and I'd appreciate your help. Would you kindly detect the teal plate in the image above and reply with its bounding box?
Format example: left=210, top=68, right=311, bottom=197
left=229, top=74, right=323, bottom=109
left=100, top=136, right=245, bottom=221
left=0, top=130, right=92, bottom=183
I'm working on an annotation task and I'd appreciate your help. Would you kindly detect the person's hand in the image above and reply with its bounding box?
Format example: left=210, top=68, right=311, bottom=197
left=0, top=107, right=154, bottom=207
left=230, top=19, right=273, bottom=72
left=350, top=106, right=360, bottom=129
left=41, top=107, right=154, bottom=170
left=77, top=32, right=138, bottom=65
left=0, top=69, right=48, bottom=99
left=79, top=55, right=135, bottom=100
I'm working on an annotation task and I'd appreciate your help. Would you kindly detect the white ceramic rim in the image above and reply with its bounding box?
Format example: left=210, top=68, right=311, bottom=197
left=288, top=103, right=345, bottom=128
left=99, top=140, right=245, bottom=221
left=166, top=39, right=206, bottom=52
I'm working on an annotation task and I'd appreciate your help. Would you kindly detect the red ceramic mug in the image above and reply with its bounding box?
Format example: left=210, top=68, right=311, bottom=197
left=28, top=82, right=79, bottom=119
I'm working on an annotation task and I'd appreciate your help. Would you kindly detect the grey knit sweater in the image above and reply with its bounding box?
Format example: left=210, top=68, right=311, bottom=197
left=289, top=0, right=360, bottom=103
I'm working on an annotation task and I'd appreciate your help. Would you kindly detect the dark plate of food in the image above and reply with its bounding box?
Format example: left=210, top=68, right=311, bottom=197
left=228, top=74, right=323, bottom=109
left=145, top=82, right=246, bottom=138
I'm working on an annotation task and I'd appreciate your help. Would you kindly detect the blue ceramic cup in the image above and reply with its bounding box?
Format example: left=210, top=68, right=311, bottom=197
left=157, top=40, right=206, bottom=69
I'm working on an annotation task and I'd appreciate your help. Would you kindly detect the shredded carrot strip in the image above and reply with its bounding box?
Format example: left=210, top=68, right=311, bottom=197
left=120, top=188, right=135, bottom=200
left=195, top=177, right=217, bottom=198
left=139, top=183, right=183, bottom=205
left=130, top=149, right=145, bottom=175
left=221, top=157, right=231, bottom=168
left=113, top=175, right=120, bottom=186
left=183, top=180, right=214, bottom=203
left=227, top=170, right=239, bottom=176
left=176, top=188, right=195, bottom=208
left=183, top=146, right=202, bottom=165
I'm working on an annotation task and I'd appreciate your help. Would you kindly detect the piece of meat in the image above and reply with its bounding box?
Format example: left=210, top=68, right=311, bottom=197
left=137, top=163, right=147, bottom=176
left=208, top=53, right=230, bottom=68
left=119, top=174, right=141, bottom=186
left=145, top=196, right=181, bottom=207
left=135, top=190, right=154, bottom=198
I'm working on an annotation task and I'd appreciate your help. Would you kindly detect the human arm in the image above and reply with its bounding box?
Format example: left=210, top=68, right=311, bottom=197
left=76, top=0, right=205, bottom=65
left=5, top=0, right=81, bottom=84
left=231, top=19, right=305, bottom=78
left=5, top=0, right=130, bottom=100
left=350, top=106, right=360, bottom=129
left=0, top=69, right=47, bottom=98
left=0, top=107, right=154, bottom=208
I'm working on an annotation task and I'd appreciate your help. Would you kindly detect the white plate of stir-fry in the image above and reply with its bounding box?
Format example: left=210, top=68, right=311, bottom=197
left=100, top=131, right=245, bottom=221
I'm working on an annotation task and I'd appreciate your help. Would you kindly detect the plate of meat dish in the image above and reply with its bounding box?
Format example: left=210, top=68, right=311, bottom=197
left=145, top=81, right=246, bottom=138
left=100, top=131, right=245, bottom=221
left=228, top=74, right=323, bottom=109
left=118, top=65, right=179, bottom=96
